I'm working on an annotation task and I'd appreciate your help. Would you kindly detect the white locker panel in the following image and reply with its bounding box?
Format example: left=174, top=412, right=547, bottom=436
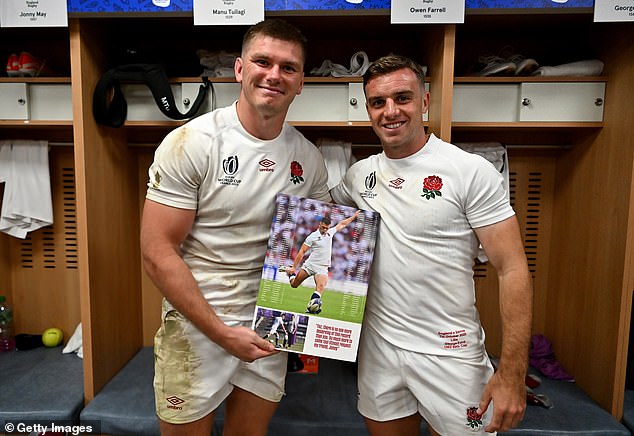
left=348, top=82, right=368, bottom=122
left=287, top=84, right=348, bottom=122
left=29, top=84, right=72, bottom=121
left=210, top=82, right=240, bottom=110
left=0, top=83, right=29, bottom=120
left=519, top=82, right=605, bottom=122
left=452, top=84, right=520, bottom=122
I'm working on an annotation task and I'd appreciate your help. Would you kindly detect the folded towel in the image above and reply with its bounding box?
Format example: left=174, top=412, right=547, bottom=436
left=197, top=49, right=238, bottom=78
left=317, top=138, right=357, bottom=189
left=532, top=59, right=604, bottom=77
left=311, top=51, right=370, bottom=78
left=0, top=140, right=53, bottom=238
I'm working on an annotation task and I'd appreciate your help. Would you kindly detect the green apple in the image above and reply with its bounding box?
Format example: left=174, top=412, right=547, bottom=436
left=42, top=327, right=64, bottom=347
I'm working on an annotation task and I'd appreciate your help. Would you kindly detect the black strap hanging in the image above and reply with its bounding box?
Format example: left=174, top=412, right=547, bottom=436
left=93, top=64, right=210, bottom=128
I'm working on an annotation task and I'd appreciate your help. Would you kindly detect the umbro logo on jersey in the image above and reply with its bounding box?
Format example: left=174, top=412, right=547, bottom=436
left=389, top=177, right=405, bottom=189
left=166, top=396, right=185, bottom=410
left=259, top=159, right=276, bottom=172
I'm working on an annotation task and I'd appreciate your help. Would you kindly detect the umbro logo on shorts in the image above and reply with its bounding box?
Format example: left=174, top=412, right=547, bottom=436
left=166, top=395, right=185, bottom=410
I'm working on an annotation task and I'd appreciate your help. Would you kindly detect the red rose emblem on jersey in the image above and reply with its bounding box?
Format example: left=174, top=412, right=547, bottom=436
left=466, top=407, right=483, bottom=430
left=290, top=161, right=304, bottom=184
left=422, top=175, right=443, bottom=200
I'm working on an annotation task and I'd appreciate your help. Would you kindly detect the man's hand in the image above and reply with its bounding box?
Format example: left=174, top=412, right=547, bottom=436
left=217, top=325, right=279, bottom=362
left=478, top=370, right=526, bottom=433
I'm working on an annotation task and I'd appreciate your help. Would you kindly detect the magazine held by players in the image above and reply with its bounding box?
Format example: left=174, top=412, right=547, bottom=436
left=252, top=193, right=380, bottom=362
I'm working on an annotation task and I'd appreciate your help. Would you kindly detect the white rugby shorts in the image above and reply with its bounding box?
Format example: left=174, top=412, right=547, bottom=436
left=357, top=325, right=496, bottom=435
left=154, top=307, right=287, bottom=424
left=302, top=261, right=329, bottom=277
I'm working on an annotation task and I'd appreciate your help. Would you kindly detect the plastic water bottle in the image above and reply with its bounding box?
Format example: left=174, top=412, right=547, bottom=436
left=0, top=295, right=16, bottom=352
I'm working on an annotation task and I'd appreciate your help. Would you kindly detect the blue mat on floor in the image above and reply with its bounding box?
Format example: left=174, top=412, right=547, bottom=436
left=0, top=346, right=84, bottom=425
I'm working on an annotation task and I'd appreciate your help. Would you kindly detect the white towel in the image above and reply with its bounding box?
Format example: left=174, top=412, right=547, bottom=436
left=197, top=49, right=238, bottom=78
left=456, top=142, right=510, bottom=199
left=456, top=142, right=510, bottom=263
left=317, top=138, right=357, bottom=189
left=531, top=59, right=604, bottom=77
left=310, top=51, right=371, bottom=78
left=62, top=322, right=83, bottom=359
left=0, top=141, right=11, bottom=183
left=0, top=140, right=53, bottom=239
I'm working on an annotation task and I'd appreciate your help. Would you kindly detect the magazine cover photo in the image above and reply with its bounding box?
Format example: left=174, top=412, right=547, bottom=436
left=252, top=193, right=380, bottom=361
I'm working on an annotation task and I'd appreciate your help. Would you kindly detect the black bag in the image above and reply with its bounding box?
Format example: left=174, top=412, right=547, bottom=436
left=93, top=63, right=210, bottom=128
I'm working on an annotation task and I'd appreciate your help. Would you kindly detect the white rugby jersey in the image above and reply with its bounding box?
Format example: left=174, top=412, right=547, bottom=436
left=331, top=134, right=514, bottom=357
left=147, top=102, right=330, bottom=322
left=302, top=227, right=338, bottom=268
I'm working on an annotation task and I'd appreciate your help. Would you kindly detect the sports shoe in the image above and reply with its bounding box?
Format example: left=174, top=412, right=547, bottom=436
left=508, top=55, right=539, bottom=76
left=471, top=46, right=538, bottom=77
left=279, top=265, right=295, bottom=279
left=6, top=53, right=20, bottom=77
left=474, top=55, right=516, bottom=76
left=18, top=51, right=44, bottom=77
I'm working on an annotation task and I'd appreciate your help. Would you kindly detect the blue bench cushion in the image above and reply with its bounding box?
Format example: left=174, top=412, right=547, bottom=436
left=503, top=370, right=629, bottom=435
left=621, top=389, right=634, bottom=433
left=79, top=347, right=630, bottom=436
left=0, top=346, right=84, bottom=424
left=79, top=348, right=372, bottom=436
left=80, top=347, right=162, bottom=436
left=279, top=362, right=630, bottom=436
